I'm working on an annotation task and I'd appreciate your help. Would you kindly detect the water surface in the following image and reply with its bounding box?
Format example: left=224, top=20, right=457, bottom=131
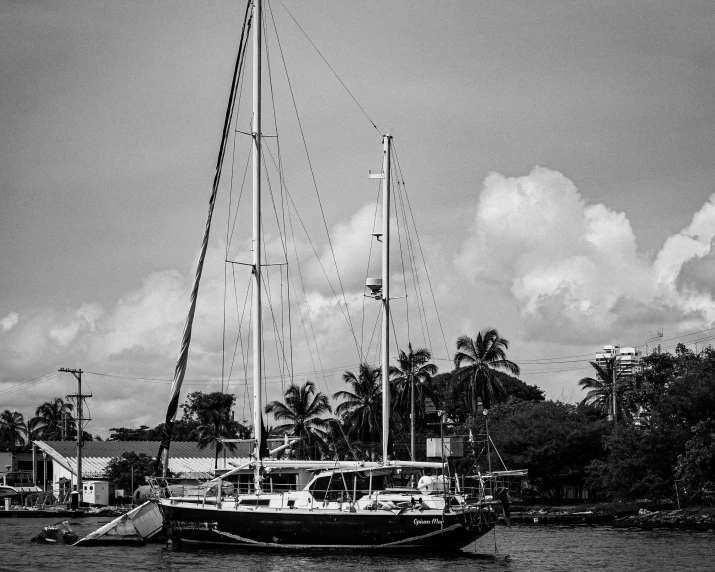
left=2, top=517, right=713, bottom=571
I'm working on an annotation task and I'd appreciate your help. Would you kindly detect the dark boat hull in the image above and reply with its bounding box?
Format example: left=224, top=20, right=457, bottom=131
left=161, top=502, right=495, bottom=552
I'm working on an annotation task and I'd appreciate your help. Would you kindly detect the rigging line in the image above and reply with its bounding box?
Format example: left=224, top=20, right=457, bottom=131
left=228, top=140, right=254, bottom=249
left=285, top=257, right=333, bottom=403
left=399, top=179, right=429, bottom=353
left=259, top=153, right=288, bottom=386
left=269, top=9, right=362, bottom=360
left=274, top=0, right=381, bottom=134
left=278, top=215, right=335, bottom=405
left=361, top=180, right=383, bottom=358
left=392, top=144, right=449, bottom=360
left=157, top=2, right=254, bottom=469
left=227, top=264, right=252, bottom=395
left=260, top=146, right=290, bottom=262
left=284, top=197, right=322, bottom=390
left=260, top=268, right=291, bottom=394
left=262, top=144, right=362, bottom=357
left=389, top=305, right=403, bottom=362
left=392, top=150, right=430, bottom=351
left=259, top=22, right=290, bottom=381
left=261, top=11, right=288, bottom=385
left=399, top=179, right=428, bottom=352
left=222, top=127, right=240, bottom=394
left=226, top=22, right=254, bottom=250
left=392, top=166, right=411, bottom=345
left=225, top=15, right=252, bottom=248
left=397, top=171, right=430, bottom=351
left=365, top=302, right=383, bottom=361
left=266, top=1, right=293, bottom=380
left=222, top=94, right=246, bottom=393
left=392, top=146, right=431, bottom=353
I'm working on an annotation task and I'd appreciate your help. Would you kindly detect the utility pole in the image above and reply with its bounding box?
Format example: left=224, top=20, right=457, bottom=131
left=60, top=368, right=91, bottom=504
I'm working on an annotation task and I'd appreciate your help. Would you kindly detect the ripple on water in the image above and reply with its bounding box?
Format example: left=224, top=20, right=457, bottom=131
left=2, top=519, right=713, bottom=572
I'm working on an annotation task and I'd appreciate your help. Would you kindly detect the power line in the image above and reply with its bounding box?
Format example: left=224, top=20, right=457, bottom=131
left=0, top=371, right=60, bottom=399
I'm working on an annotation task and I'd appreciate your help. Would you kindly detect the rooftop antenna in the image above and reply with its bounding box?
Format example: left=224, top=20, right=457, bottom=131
left=645, top=329, right=663, bottom=355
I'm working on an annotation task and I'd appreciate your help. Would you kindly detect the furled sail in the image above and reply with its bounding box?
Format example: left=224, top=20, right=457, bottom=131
left=155, top=1, right=253, bottom=475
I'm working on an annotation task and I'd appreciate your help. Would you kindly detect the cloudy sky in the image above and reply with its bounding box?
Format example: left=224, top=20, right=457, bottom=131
left=2, top=0, right=715, bottom=437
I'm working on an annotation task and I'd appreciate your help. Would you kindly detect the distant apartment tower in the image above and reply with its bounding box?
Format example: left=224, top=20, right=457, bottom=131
left=595, top=345, right=642, bottom=376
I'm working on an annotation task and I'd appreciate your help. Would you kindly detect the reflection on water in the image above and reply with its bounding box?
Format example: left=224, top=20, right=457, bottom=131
left=2, top=517, right=713, bottom=572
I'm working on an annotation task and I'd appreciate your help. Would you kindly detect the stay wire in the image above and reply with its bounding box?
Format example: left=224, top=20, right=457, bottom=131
left=397, top=176, right=428, bottom=351
left=394, top=153, right=430, bottom=351
left=275, top=0, right=381, bottom=134
left=227, top=264, right=252, bottom=396
left=392, top=143, right=450, bottom=360
left=263, top=143, right=362, bottom=358
left=283, top=192, right=326, bottom=392
left=361, top=180, right=383, bottom=357
left=265, top=2, right=294, bottom=378
left=392, top=163, right=411, bottom=345
left=260, top=268, right=292, bottom=394
left=269, top=7, right=362, bottom=360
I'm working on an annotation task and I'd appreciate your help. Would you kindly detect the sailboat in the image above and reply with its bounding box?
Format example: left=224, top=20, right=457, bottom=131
left=155, top=0, right=512, bottom=551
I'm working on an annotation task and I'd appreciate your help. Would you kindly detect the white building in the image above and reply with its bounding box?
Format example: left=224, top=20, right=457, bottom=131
left=32, top=438, right=300, bottom=505
left=595, top=345, right=642, bottom=376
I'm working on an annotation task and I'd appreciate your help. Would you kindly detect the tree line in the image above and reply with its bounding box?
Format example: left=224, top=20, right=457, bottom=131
left=0, top=397, right=92, bottom=448
left=3, top=330, right=713, bottom=503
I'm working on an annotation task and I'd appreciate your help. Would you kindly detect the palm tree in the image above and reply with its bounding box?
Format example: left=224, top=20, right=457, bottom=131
left=266, top=381, right=333, bottom=460
left=579, top=359, right=633, bottom=422
left=453, top=328, right=521, bottom=413
left=196, top=409, right=239, bottom=469
left=30, top=397, right=74, bottom=440
left=333, top=363, right=383, bottom=443
left=390, top=344, right=438, bottom=426
left=0, top=410, right=27, bottom=447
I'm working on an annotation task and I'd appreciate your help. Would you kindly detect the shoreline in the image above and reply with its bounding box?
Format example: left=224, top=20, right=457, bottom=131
left=502, top=504, right=715, bottom=531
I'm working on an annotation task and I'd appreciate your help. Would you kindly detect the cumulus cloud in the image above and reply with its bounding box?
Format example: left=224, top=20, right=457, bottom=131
left=456, top=167, right=715, bottom=343
left=48, top=304, right=104, bottom=347
left=1, top=312, right=19, bottom=332
left=8, top=175, right=715, bottom=434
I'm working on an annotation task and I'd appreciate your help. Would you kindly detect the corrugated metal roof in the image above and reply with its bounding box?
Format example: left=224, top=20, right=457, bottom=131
left=34, top=440, right=285, bottom=479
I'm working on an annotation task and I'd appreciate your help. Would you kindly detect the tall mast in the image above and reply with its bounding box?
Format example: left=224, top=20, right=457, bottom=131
left=252, top=0, right=263, bottom=491
left=381, top=134, right=391, bottom=464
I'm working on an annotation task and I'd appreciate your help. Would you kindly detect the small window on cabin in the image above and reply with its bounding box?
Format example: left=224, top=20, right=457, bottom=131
left=309, top=475, right=351, bottom=502
left=268, top=473, right=297, bottom=492
left=238, top=498, right=271, bottom=507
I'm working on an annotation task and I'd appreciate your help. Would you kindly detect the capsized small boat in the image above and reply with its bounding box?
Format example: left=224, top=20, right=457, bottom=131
left=30, top=520, right=79, bottom=545
left=74, top=500, right=164, bottom=546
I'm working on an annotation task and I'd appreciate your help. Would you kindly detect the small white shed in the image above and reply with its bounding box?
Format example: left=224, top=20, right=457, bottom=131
left=82, top=480, right=111, bottom=506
